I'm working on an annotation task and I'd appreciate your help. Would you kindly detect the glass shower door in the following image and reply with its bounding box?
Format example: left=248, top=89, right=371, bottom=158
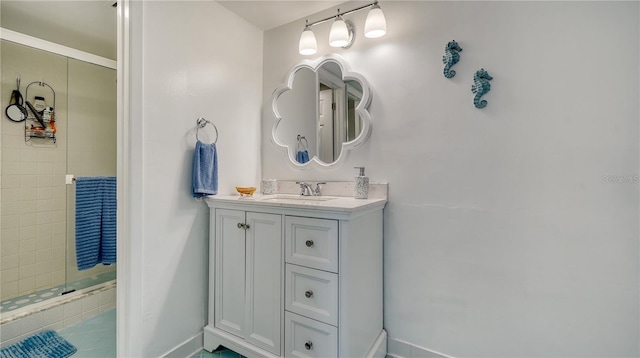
left=65, top=58, right=117, bottom=293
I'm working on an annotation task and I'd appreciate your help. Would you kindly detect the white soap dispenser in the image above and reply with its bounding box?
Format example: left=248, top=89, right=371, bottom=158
left=354, top=167, right=369, bottom=199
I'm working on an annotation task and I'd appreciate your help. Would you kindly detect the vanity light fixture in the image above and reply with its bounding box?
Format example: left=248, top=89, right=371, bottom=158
left=298, top=0, right=387, bottom=55
left=299, top=20, right=318, bottom=55
left=364, top=3, right=387, bottom=38
left=329, top=14, right=352, bottom=48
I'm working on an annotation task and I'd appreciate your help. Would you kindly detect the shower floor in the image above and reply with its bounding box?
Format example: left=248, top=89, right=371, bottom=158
left=0, top=271, right=116, bottom=314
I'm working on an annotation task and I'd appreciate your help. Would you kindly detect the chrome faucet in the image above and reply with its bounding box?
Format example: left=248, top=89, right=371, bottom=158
left=296, top=181, right=327, bottom=196
left=297, top=181, right=314, bottom=196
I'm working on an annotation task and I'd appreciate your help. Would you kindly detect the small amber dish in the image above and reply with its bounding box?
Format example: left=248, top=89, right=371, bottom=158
left=236, top=186, right=256, bottom=197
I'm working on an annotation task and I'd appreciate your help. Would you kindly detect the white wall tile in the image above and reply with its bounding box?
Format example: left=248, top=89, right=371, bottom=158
left=19, top=251, right=36, bottom=265
left=43, top=305, right=64, bottom=324
left=1, top=268, right=19, bottom=283
left=1, top=319, right=22, bottom=341
left=1, top=215, right=20, bottom=229
left=36, top=236, right=52, bottom=250
left=35, top=272, right=52, bottom=289
left=2, top=189, right=20, bottom=202
left=36, top=261, right=52, bottom=275
left=1, top=255, right=19, bottom=270
left=2, top=241, right=20, bottom=257
left=19, top=225, right=36, bottom=240
left=20, top=311, right=45, bottom=334
left=2, top=282, right=19, bottom=299
left=18, top=277, right=34, bottom=293
left=19, top=239, right=36, bottom=253
left=63, top=299, right=82, bottom=318
left=99, top=289, right=116, bottom=306
left=2, top=228, right=19, bottom=242
left=20, top=200, right=37, bottom=214
left=81, top=293, right=100, bottom=312
left=63, top=314, right=82, bottom=327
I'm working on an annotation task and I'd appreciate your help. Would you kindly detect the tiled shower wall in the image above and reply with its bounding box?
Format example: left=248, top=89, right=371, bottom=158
left=1, top=40, right=116, bottom=301
left=1, top=41, right=69, bottom=300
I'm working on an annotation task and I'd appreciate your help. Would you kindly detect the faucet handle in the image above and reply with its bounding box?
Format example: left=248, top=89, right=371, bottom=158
left=314, top=182, right=326, bottom=196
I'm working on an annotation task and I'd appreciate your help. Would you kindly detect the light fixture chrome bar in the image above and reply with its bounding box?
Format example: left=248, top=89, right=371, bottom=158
left=305, top=1, right=379, bottom=28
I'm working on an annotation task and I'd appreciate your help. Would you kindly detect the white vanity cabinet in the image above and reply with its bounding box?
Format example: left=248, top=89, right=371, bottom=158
left=204, top=196, right=387, bottom=358
left=213, top=209, right=282, bottom=355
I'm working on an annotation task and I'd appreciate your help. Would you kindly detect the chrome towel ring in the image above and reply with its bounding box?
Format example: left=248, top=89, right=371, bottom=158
left=196, top=117, right=218, bottom=144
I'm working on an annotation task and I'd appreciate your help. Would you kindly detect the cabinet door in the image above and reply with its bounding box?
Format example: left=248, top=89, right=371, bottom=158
left=214, top=209, right=246, bottom=338
left=245, top=212, right=282, bottom=355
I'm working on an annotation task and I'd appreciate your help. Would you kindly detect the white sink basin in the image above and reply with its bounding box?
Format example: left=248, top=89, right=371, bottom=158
left=259, top=194, right=338, bottom=202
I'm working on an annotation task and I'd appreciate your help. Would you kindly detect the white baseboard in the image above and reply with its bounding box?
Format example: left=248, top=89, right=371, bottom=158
left=367, top=329, right=388, bottom=358
left=161, top=331, right=203, bottom=358
left=387, top=337, right=454, bottom=358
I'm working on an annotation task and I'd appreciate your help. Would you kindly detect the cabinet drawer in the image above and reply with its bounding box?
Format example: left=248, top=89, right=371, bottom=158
left=285, top=312, right=338, bottom=358
left=286, top=264, right=338, bottom=326
left=285, top=216, right=338, bottom=273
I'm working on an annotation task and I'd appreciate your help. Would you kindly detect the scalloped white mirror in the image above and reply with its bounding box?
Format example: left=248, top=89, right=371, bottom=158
left=272, top=54, right=372, bottom=168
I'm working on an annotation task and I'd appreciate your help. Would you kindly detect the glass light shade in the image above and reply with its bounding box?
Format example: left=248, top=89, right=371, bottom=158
left=329, top=18, right=350, bottom=47
left=364, top=5, right=387, bottom=38
left=299, top=28, right=317, bottom=55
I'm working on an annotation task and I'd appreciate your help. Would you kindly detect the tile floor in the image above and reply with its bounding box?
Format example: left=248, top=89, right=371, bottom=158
left=56, top=307, right=244, bottom=358
left=57, top=307, right=116, bottom=357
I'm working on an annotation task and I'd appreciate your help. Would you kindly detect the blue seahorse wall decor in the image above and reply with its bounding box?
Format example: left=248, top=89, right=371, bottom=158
left=442, top=40, right=463, bottom=78
left=471, top=68, right=493, bottom=108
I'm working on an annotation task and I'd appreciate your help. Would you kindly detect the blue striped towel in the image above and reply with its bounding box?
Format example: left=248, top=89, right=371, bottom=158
left=75, top=176, right=117, bottom=270
left=192, top=140, right=218, bottom=198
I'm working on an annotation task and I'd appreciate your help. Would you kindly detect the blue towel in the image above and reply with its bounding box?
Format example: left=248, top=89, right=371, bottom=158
left=193, top=140, right=218, bottom=197
left=75, top=176, right=117, bottom=270
left=296, top=150, right=309, bottom=163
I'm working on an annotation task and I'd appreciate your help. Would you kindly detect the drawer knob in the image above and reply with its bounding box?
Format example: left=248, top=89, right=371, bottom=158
left=305, top=240, right=314, bottom=247
left=305, top=341, right=313, bottom=350
left=305, top=290, right=313, bottom=298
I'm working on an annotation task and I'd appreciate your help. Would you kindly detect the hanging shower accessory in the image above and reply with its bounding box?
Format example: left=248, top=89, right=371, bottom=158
left=24, top=81, right=56, bottom=143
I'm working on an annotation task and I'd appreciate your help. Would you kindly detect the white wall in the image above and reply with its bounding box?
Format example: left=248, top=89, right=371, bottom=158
left=262, top=2, right=639, bottom=357
left=125, top=1, right=263, bottom=356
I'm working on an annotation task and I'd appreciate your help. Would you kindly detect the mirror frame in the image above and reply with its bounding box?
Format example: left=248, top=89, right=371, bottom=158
left=271, top=54, right=372, bottom=169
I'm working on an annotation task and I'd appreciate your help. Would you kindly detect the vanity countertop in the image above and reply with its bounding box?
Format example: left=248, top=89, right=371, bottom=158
left=204, top=194, right=387, bottom=213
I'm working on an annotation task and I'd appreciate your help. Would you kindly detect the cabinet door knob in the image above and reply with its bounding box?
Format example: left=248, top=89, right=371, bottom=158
left=304, top=341, right=313, bottom=350
left=305, top=290, right=313, bottom=298
left=237, top=223, right=244, bottom=229
left=245, top=224, right=250, bottom=229
left=305, top=240, right=314, bottom=247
